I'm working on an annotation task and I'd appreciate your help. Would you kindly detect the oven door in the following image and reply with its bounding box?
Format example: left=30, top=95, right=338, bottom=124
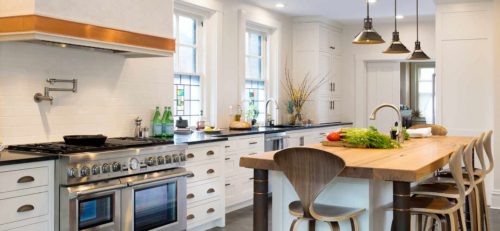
left=121, top=168, right=191, bottom=231
left=61, top=180, right=126, bottom=231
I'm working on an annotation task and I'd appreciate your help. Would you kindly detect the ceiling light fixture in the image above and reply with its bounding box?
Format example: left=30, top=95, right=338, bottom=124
left=368, top=0, right=377, bottom=3
left=275, top=3, right=285, bottom=8
left=396, top=15, right=404, bottom=19
left=383, top=0, right=410, bottom=54
left=408, top=0, right=430, bottom=60
left=352, top=0, right=385, bottom=44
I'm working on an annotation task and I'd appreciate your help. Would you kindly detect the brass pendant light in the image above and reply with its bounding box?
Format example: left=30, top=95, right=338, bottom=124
left=352, top=1, right=385, bottom=44
left=408, top=0, right=430, bottom=60
left=383, top=0, right=410, bottom=53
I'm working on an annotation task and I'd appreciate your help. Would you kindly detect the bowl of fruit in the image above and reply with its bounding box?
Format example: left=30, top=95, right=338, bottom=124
left=203, top=127, right=222, bottom=135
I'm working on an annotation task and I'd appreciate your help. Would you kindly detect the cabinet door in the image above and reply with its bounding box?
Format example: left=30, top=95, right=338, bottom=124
left=332, top=55, right=342, bottom=98
left=317, top=52, right=334, bottom=97
left=319, top=26, right=335, bottom=53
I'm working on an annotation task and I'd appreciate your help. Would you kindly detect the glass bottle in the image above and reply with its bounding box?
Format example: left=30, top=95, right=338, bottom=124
left=152, top=106, right=162, bottom=137
left=162, top=106, right=174, bottom=138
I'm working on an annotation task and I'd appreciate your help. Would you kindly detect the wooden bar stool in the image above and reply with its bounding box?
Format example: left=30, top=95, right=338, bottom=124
left=386, top=144, right=472, bottom=231
left=273, top=147, right=366, bottom=231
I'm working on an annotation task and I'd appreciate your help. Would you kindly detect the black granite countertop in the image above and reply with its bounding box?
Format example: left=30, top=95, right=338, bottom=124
left=0, top=149, right=59, bottom=166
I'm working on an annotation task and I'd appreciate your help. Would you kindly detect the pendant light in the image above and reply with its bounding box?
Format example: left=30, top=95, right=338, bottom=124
left=383, top=0, right=410, bottom=53
left=408, top=0, right=430, bottom=60
left=352, top=0, right=385, bottom=44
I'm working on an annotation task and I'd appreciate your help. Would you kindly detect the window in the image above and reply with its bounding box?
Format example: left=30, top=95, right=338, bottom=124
left=244, top=30, right=268, bottom=123
left=416, top=66, right=436, bottom=124
left=173, top=13, right=202, bottom=126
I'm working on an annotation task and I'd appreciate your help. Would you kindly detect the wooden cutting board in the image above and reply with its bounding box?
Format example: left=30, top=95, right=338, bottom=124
left=320, top=140, right=367, bottom=149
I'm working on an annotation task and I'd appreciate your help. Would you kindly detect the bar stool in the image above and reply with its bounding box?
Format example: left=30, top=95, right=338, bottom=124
left=386, top=144, right=473, bottom=231
left=274, top=147, right=366, bottom=231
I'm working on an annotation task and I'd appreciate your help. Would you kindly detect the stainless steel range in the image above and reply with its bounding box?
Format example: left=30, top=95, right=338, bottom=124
left=8, top=137, right=191, bottom=231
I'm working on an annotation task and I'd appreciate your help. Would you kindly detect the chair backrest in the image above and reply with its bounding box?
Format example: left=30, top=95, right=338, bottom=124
left=474, top=133, right=487, bottom=181
left=274, top=147, right=346, bottom=218
left=449, top=145, right=467, bottom=208
left=483, top=130, right=494, bottom=174
left=463, top=139, right=477, bottom=196
left=409, top=124, right=448, bottom=136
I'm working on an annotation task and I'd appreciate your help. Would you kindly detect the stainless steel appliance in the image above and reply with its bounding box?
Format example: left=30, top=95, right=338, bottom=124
left=264, top=132, right=288, bottom=152
left=8, top=137, right=190, bottom=231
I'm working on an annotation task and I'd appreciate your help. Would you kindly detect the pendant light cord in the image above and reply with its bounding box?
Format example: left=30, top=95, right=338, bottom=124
left=416, top=0, right=419, bottom=42
left=394, top=0, right=397, bottom=31
left=367, top=1, right=370, bottom=18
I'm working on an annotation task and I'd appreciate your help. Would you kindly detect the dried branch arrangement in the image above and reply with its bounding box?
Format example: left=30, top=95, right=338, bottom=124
left=282, top=67, right=329, bottom=115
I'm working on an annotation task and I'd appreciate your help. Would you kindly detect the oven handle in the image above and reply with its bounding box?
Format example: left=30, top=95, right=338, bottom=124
left=69, top=183, right=127, bottom=199
left=127, top=171, right=193, bottom=187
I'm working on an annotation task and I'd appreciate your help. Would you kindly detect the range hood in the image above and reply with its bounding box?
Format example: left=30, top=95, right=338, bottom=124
left=0, top=15, right=176, bottom=57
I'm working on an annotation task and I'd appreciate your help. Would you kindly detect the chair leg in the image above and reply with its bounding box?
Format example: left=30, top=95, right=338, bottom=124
left=417, top=214, right=423, bottom=231
left=473, top=187, right=483, bottom=231
left=458, top=206, right=467, bottom=231
left=327, top=222, right=340, bottom=231
left=439, top=215, right=449, bottom=231
left=449, top=213, right=459, bottom=231
left=308, top=220, right=316, bottom=231
left=290, top=218, right=302, bottom=231
left=479, top=181, right=491, bottom=231
left=469, top=191, right=479, bottom=231
left=350, top=217, right=360, bottom=231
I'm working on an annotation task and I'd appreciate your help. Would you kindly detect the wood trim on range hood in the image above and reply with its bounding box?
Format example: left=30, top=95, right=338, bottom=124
left=0, top=15, right=176, bottom=57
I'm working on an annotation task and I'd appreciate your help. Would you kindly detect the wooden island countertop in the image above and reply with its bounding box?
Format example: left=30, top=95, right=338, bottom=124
left=240, top=136, right=474, bottom=182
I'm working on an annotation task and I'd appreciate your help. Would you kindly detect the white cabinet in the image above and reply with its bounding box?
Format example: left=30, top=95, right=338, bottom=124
left=293, top=20, right=343, bottom=124
left=223, top=135, right=265, bottom=212
left=0, top=160, right=55, bottom=231
left=185, top=143, right=225, bottom=231
left=286, top=125, right=352, bottom=148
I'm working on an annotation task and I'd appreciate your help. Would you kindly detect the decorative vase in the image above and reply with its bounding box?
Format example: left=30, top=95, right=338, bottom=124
left=294, top=112, right=303, bottom=126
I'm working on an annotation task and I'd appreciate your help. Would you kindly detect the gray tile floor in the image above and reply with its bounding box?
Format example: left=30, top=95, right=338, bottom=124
left=209, top=206, right=499, bottom=231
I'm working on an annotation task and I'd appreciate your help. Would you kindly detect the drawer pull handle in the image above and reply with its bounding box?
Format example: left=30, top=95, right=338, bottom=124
left=249, top=142, right=258, bottom=145
left=187, top=214, right=195, bottom=220
left=249, top=153, right=257, bottom=155
left=207, top=188, right=215, bottom=194
left=207, top=208, right=215, bottom=214
left=225, top=145, right=231, bottom=148
left=17, top=205, right=34, bottom=213
left=207, top=169, right=215, bottom=174
left=187, top=193, right=195, bottom=199
left=17, top=176, right=35, bottom=184
left=206, top=150, right=215, bottom=156
left=225, top=183, right=231, bottom=187
left=225, top=158, right=230, bottom=160
left=249, top=177, right=254, bottom=180
left=188, top=174, right=195, bottom=178
left=187, top=153, right=195, bottom=159
left=319, top=133, right=326, bottom=136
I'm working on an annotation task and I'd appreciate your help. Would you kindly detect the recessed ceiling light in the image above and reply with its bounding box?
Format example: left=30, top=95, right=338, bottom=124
left=367, top=0, right=377, bottom=3
left=275, top=3, right=285, bottom=8
left=396, top=15, right=404, bottom=19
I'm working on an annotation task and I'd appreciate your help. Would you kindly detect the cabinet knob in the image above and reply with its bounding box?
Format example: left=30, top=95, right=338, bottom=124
left=207, top=188, right=215, bottom=194
left=330, top=46, right=336, bottom=50
left=225, top=183, right=231, bottom=187
left=17, top=204, right=34, bottom=213
left=225, top=157, right=230, bottom=160
left=187, top=214, right=195, bottom=220
left=17, top=176, right=35, bottom=184
left=207, top=208, right=215, bottom=214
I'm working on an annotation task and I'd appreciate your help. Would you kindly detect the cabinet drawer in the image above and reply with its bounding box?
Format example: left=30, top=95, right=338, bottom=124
left=0, top=192, right=49, bottom=225
left=187, top=200, right=222, bottom=226
left=7, top=221, right=49, bottom=231
left=224, top=154, right=239, bottom=177
left=187, top=163, right=222, bottom=183
left=0, top=167, right=49, bottom=193
left=225, top=176, right=254, bottom=207
left=185, top=146, right=220, bottom=164
left=186, top=180, right=220, bottom=205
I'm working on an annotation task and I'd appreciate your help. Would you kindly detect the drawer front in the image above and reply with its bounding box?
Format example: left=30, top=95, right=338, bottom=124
left=7, top=221, right=49, bottom=231
left=186, top=180, right=220, bottom=205
left=185, top=146, right=221, bottom=164
left=186, top=200, right=222, bottom=226
left=224, top=154, right=239, bottom=177
left=225, top=176, right=254, bottom=207
left=237, top=137, right=264, bottom=151
left=0, top=192, right=49, bottom=225
left=0, top=167, right=49, bottom=193
left=187, top=163, right=222, bottom=183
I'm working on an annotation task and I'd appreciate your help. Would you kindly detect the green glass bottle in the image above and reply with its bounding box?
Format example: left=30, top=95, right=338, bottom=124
left=152, top=106, right=162, bottom=137
left=162, top=106, right=174, bottom=138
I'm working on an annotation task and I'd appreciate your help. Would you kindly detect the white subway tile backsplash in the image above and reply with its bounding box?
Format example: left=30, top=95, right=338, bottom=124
left=0, top=42, right=174, bottom=145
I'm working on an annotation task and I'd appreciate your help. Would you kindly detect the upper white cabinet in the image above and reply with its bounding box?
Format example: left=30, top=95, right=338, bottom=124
left=293, top=19, right=343, bottom=123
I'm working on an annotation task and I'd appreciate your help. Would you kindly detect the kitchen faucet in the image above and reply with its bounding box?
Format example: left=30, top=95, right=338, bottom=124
left=265, top=99, right=279, bottom=127
left=369, top=103, right=404, bottom=143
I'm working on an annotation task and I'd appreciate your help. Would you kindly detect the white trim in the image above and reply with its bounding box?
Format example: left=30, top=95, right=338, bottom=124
left=491, top=190, right=500, bottom=209
left=293, top=16, right=343, bottom=33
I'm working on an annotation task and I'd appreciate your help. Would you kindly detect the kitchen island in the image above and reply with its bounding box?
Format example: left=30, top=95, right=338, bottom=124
left=240, top=136, right=474, bottom=231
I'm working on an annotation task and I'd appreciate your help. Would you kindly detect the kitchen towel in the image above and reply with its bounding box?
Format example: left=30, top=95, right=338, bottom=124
left=406, top=127, right=432, bottom=138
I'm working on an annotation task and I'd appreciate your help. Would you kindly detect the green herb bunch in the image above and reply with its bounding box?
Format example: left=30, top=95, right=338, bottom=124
left=343, top=128, right=401, bottom=149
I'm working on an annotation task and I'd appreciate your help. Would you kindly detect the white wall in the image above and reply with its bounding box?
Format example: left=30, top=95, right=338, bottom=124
left=339, top=20, right=436, bottom=123
left=494, top=0, right=500, bottom=209
left=217, top=0, right=293, bottom=127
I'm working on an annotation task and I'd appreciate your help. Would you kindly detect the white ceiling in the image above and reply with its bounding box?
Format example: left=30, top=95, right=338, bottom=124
left=244, top=0, right=436, bottom=23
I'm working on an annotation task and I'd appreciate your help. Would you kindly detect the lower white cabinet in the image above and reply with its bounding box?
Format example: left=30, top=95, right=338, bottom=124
left=185, top=142, right=225, bottom=231
left=0, top=160, right=55, bottom=231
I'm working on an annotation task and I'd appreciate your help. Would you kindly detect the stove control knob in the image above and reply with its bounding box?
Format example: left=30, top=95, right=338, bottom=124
left=80, top=166, right=91, bottom=177
left=146, top=157, right=157, bottom=166
left=102, top=163, right=111, bottom=173
left=165, top=155, right=172, bottom=164
left=68, top=168, right=77, bottom=178
left=157, top=156, right=165, bottom=165
left=112, top=162, right=121, bottom=172
left=179, top=153, right=187, bottom=162
left=92, top=165, right=101, bottom=175
left=129, top=158, right=140, bottom=170
left=172, top=154, right=180, bottom=163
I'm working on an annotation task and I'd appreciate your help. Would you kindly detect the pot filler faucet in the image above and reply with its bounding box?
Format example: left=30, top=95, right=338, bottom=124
left=369, top=103, right=404, bottom=143
left=34, top=78, right=77, bottom=104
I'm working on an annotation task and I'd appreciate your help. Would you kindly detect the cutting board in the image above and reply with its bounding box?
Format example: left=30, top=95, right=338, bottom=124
left=320, top=140, right=367, bottom=149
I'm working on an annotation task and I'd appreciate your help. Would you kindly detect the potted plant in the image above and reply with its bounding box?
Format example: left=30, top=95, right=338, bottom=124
left=245, top=100, right=259, bottom=126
